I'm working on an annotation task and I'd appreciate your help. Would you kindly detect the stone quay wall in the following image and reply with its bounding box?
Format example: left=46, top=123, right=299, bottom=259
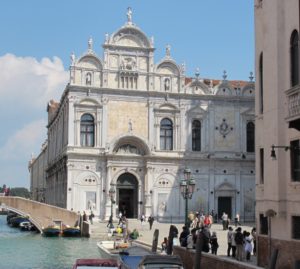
left=173, top=246, right=261, bottom=269
left=257, top=235, right=300, bottom=269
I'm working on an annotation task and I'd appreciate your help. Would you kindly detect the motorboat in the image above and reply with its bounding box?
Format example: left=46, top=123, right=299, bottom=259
left=62, top=226, right=81, bottom=237
left=19, top=221, right=36, bottom=231
left=9, top=216, right=29, bottom=227
left=97, top=240, right=131, bottom=259
left=118, top=246, right=153, bottom=269
left=137, top=255, right=184, bottom=269
left=42, top=225, right=61, bottom=237
left=72, top=258, right=120, bottom=269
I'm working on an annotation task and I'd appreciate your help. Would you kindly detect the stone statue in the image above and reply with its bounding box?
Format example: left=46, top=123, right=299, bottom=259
left=181, top=62, right=186, bottom=74
left=166, top=44, right=171, bottom=57
left=70, top=52, right=75, bottom=65
left=88, top=37, right=93, bottom=52
left=150, top=36, right=154, bottom=46
left=127, top=7, right=132, bottom=23
left=164, top=78, right=170, bottom=91
left=105, top=33, right=109, bottom=43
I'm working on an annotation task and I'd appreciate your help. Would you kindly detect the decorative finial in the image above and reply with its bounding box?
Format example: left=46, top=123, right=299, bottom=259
left=127, top=7, right=133, bottom=24
left=70, top=52, right=75, bottom=66
left=195, top=67, right=200, bottom=79
left=88, top=37, right=93, bottom=52
left=249, top=71, right=254, bottom=82
left=166, top=44, right=171, bottom=57
left=210, top=79, right=213, bottom=88
left=223, top=70, right=227, bottom=80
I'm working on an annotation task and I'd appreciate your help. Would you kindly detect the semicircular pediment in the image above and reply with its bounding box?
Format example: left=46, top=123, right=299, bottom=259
left=111, top=26, right=151, bottom=48
left=111, top=135, right=151, bottom=156
left=77, top=55, right=103, bottom=70
left=156, top=61, right=180, bottom=76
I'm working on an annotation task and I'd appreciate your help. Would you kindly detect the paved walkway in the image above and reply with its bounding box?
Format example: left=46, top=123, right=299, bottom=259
left=90, top=218, right=258, bottom=266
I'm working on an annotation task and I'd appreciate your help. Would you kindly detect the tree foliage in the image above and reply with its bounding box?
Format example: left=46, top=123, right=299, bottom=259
left=9, top=188, right=31, bottom=198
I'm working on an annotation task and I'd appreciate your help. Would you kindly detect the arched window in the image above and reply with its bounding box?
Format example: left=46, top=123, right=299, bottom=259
left=192, top=120, right=201, bottom=151
left=80, top=114, right=95, bottom=147
left=291, top=30, right=299, bottom=87
left=259, top=52, right=264, bottom=114
left=160, top=118, right=173, bottom=150
left=246, top=122, right=255, bottom=153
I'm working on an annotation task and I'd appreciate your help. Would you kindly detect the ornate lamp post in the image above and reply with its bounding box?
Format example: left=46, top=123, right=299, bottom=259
left=180, top=168, right=196, bottom=228
left=108, top=185, right=116, bottom=218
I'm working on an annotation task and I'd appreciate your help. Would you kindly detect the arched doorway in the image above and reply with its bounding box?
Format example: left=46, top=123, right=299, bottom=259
left=116, top=173, right=138, bottom=218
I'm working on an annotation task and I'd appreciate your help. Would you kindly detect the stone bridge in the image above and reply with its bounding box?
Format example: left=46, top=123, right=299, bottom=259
left=0, top=196, right=78, bottom=232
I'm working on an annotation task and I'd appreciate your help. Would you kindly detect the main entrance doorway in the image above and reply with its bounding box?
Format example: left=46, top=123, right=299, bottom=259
left=218, top=196, right=232, bottom=220
left=116, top=173, right=138, bottom=218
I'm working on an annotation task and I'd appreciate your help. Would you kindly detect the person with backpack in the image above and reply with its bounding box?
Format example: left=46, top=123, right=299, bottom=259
left=235, top=227, right=244, bottom=261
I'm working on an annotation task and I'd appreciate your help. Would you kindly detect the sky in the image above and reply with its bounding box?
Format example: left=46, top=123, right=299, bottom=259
left=0, top=1, right=254, bottom=188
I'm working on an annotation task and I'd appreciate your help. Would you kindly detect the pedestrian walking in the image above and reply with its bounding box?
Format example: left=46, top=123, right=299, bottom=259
left=227, top=226, right=233, bottom=257
left=210, top=231, right=219, bottom=255
left=234, top=213, right=241, bottom=227
left=244, top=232, right=253, bottom=261
left=89, top=211, right=94, bottom=224
left=235, top=227, right=244, bottom=261
left=148, top=215, right=154, bottom=230
left=251, top=227, right=257, bottom=256
left=221, top=212, right=228, bottom=230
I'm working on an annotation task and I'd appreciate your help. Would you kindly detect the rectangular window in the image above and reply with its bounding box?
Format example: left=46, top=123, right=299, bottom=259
left=259, top=213, right=268, bottom=235
left=292, top=216, right=300, bottom=239
left=260, top=148, right=264, bottom=184
left=291, top=140, right=300, bottom=181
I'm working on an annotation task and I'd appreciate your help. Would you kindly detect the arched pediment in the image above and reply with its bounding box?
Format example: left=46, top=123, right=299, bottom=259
left=186, top=80, right=210, bottom=95
left=110, top=26, right=151, bottom=48
left=78, top=98, right=101, bottom=106
left=154, top=173, right=178, bottom=188
left=77, top=54, right=103, bottom=70
left=158, top=103, right=178, bottom=111
left=215, top=182, right=235, bottom=191
left=186, top=104, right=208, bottom=116
left=111, top=135, right=151, bottom=156
left=74, top=171, right=100, bottom=186
left=214, top=81, right=233, bottom=96
left=241, top=83, right=255, bottom=97
left=156, top=60, right=180, bottom=76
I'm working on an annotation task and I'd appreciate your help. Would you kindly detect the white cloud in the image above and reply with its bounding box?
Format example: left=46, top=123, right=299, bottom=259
left=0, top=53, right=68, bottom=108
left=0, top=53, right=68, bottom=186
left=0, top=119, right=47, bottom=161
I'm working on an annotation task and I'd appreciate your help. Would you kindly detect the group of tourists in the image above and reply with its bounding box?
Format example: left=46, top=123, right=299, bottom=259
left=227, top=226, right=256, bottom=262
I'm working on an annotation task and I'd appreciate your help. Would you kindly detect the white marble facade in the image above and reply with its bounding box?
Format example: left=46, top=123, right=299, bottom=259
left=30, top=9, right=255, bottom=222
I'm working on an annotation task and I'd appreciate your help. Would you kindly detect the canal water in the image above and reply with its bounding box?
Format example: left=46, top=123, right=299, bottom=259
left=0, top=215, right=102, bottom=269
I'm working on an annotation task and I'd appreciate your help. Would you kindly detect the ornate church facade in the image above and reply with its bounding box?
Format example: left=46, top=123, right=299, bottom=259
left=29, top=9, right=255, bottom=222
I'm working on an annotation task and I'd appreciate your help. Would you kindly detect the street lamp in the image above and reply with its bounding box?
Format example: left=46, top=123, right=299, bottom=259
left=108, top=185, right=116, bottom=218
left=180, top=168, right=196, bottom=228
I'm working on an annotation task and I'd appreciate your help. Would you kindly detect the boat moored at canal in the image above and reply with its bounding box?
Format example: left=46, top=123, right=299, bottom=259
left=72, top=258, right=121, bottom=269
